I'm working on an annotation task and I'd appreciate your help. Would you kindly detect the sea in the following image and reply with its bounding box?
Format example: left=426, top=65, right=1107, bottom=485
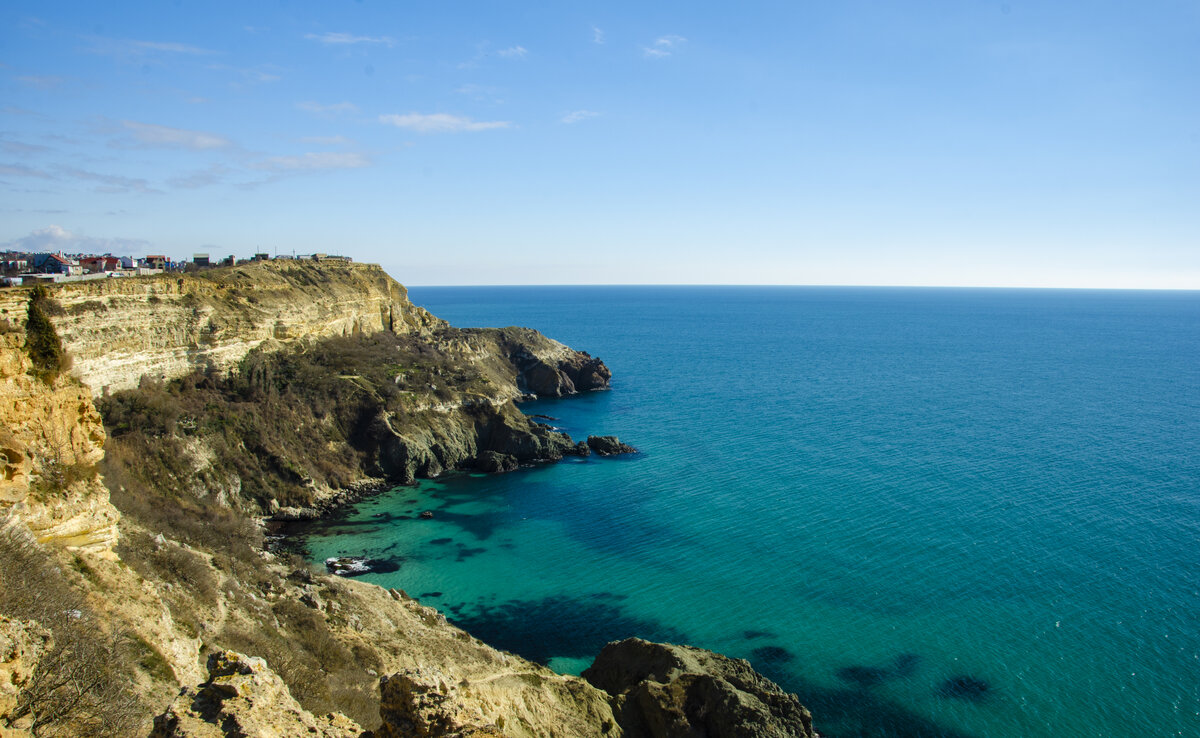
left=289, top=286, right=1200, bottom=738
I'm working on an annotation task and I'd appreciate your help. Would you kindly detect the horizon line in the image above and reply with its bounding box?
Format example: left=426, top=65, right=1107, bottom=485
left=403, top=282, right=1200, bottom=292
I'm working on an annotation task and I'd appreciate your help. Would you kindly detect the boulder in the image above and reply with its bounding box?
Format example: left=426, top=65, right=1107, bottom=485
left=582, top=638, right=816, bottom=738
left=586, top=436, right=637, bottom=456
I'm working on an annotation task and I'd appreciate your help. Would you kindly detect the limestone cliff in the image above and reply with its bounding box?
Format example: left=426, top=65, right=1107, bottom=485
left=0, top=260, right=444, bottom=397
left=0, top=332, right=118, bottom=554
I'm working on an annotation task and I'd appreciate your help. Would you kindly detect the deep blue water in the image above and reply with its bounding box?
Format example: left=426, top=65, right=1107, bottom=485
left=296, top=286, right=1200, bottom=737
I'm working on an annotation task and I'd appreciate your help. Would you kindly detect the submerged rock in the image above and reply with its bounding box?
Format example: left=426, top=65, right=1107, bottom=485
left=582, top=637, right=816, bottom=738
left=938, top=674, right=991, bottom=701
left=587, top=435, right=638, bottom=456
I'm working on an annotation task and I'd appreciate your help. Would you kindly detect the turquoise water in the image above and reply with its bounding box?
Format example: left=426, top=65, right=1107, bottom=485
left=294, top=287, right=1200, bottom=737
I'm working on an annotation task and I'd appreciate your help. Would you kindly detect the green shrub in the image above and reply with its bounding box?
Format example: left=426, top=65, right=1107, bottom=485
left=24, top=286, right=67, bottom=382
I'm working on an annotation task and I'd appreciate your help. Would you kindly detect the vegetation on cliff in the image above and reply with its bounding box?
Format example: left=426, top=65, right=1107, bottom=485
left=23, top=286, right=67, bottom=383
left=98, top=327, right=597, bottom=513
left=0, top=529, right=143, bottom=736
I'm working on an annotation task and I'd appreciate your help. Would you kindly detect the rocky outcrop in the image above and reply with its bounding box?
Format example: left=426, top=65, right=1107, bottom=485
left=0, top=333, right=118, bottom=555
left=150, top=650, right=361, bottom=738
left=587, top=436, right=638, bottom=456
left=369, top=400, right=584, bottom=486
left=494, top=329, right=612, bottom=398
left=583, top=639, right=816, bottom=738
left=376, top=668, right=505, bottom=737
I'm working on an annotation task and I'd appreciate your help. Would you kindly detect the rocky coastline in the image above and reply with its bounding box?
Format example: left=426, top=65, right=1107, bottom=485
left=0, top=262, right=818, bottom=737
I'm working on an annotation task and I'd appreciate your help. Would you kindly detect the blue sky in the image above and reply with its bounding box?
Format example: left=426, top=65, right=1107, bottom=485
left=2, top=1, right=1197, bottom=287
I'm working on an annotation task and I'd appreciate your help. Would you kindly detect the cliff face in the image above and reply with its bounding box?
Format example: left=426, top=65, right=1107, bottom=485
left=0, top=261, right=444, bottom=397
left=0, top=333, right=118, bottom=554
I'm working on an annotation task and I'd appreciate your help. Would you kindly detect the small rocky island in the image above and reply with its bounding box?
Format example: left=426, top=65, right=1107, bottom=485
left=0, top=260, right=816, bottom=737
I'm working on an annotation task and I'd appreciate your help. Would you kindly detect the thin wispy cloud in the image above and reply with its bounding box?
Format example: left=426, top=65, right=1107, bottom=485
left=1, top=139, right=53, bottom=154
left=561, top=110, right=600, bottom=124
left=166, top=164, right=233, bottom=189
left=131, top=40, right=214, bottom=54
left=120, top=120, right=232, bottom=150
left=255, top=152, right=371, bottom=171
left=592, top=26, right=605, bottom=44
left=2, top=224, right=152, bottom=253
left=85, top=36, right=216, bottom=57
left=57, top=166, right=160, bottom=194
left=297, top=101, right=359, bottom=115
left=644, top=34, right=686, bottom=58
left=207, top=63, right=283, bottom=86
left=241, top=68, right=281, bottom=84
left=497, top=45, right=527, bottom=58
left=299, top=135, right=352, bottom=146
left=305, top=32, right=395, bottom=47
left=0, top=163, right=53, bottom=179
left=379, top=113, right=510, bottom=133
left=15, top=75, right=65, bottom=89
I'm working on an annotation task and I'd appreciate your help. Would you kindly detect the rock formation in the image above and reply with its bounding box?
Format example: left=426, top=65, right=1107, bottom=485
left=586, top=435, right=638, bottom=456
left=0, top=332, right=118, bottom=554
left=150, top=650, right=362, bottom=737
left=583, top=638, right=817, bottom=738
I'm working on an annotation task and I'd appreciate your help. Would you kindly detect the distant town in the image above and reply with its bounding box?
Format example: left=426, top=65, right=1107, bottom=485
left=0, top=250, right=353, bottom=287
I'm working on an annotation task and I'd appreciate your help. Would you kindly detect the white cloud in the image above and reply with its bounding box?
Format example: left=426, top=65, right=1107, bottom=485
left=305, top=32, right=395, bottom=47
left=592, top=26, right=605, bottom=44
left=497, top=45, right=527, bottom=58
left=379, top=113, right=510, bottom=133
left=120, top=120, right=232, bottom=150
left=254, top=152, right=371, bottom=171
left=561, top=110, right=600, bottom=124
left=644, top=34, right=686, bottom=58
left=2, top=225, right=152, bottom=254
left=296, top=101, right=359, bottom=114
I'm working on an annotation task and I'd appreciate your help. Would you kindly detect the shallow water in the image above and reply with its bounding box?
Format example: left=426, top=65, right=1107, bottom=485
left=294, top=286, right=1200, bottom=737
